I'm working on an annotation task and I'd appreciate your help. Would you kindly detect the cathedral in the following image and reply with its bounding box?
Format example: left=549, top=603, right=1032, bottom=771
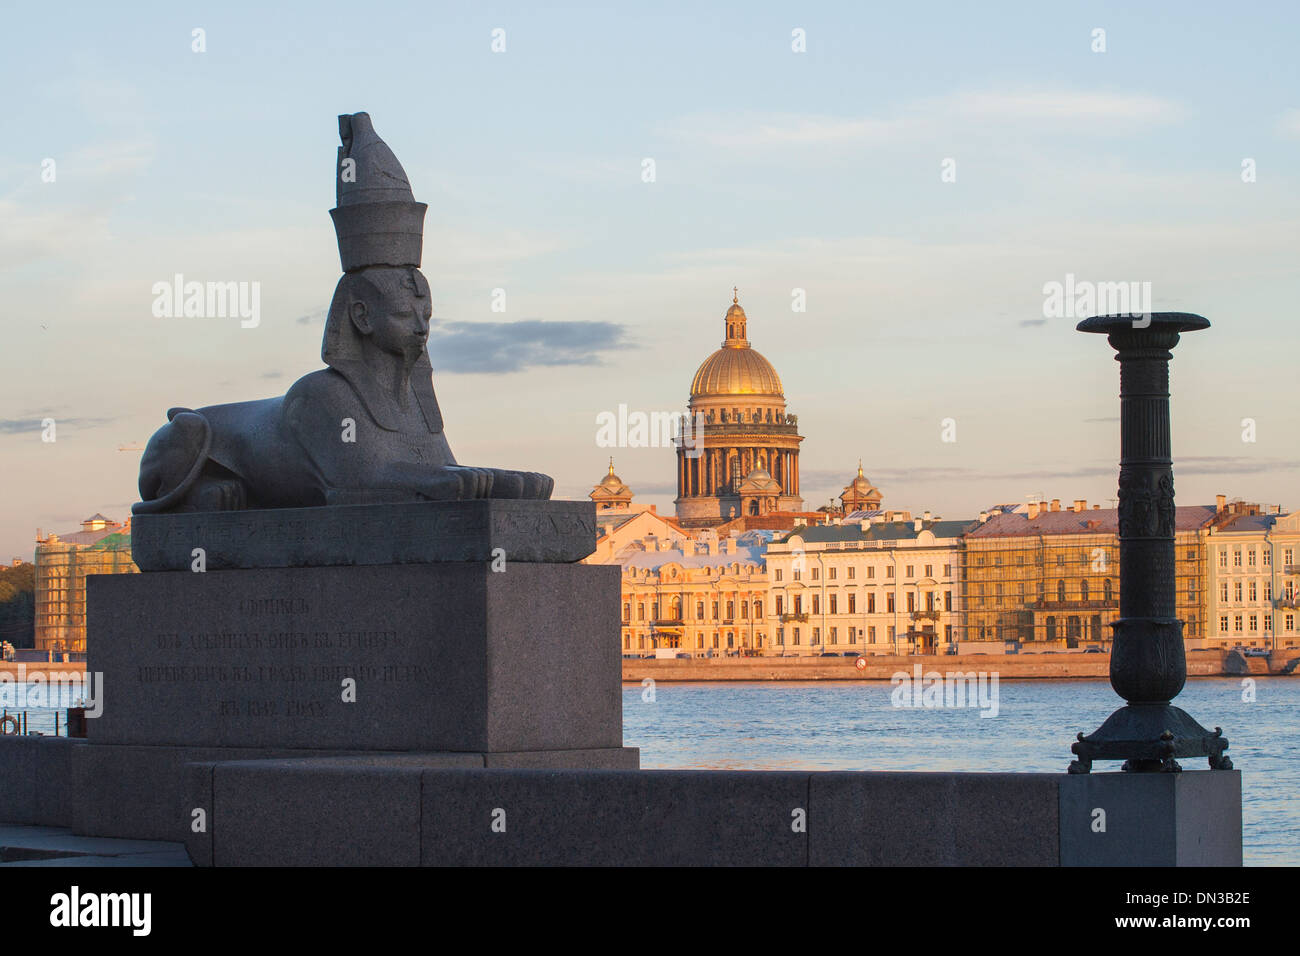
left=674, top=291, right=806, bottom=527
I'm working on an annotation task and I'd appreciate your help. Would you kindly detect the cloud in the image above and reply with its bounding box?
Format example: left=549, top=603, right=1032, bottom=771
left=0, top=416, right=114, bottom=435
left=1275, top=108, right=1300, bottom=139
left=665, top=88, right=1184, bottom=155
left=424, top=226, right=570, bottom=275
left=949, top=90, right=1181, bottom=123
left=803, top=454, right=1300, bottom=492
left=669, top=112, right=913, bottom=148
left=799, top=466, right=973, bottom=486
left=1174, top=456, right=1300, bottom=476
left=428, top=319, right=630, bottom=374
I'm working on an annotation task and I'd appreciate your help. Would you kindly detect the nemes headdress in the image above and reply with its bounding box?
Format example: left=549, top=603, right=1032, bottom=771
left=323, top=113, right=442, bottom=433
left=329, top=112, right=428, bottom=272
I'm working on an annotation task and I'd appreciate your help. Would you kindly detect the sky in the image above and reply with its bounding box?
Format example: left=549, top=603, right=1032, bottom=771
left=2, top=0, right=1298, bottom=558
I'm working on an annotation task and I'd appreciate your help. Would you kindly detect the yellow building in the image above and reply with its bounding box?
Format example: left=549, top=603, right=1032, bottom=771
left=582, top=460, right=770, bottom=655
left=1203, top=499, right=1297, bottom=650
left=766, top=512, right=969, bottom=656
left=616, top=529, right=772, bottom=656
left=961, top=499, right=1212, bottom=647
left=34, top=514, right=139, bottom=654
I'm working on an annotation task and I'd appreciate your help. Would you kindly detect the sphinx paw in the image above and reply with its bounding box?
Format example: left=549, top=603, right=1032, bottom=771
left=486, top=469, right=526, bottom=499
left=521, top=471, right=553, bottom=500
left=440, top=465, right=495, bottom=499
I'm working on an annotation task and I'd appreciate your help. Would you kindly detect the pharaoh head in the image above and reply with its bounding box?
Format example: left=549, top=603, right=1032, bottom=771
left=325, top=267, right=432, bottom=364
left=323, top=113, right=442, bottom=432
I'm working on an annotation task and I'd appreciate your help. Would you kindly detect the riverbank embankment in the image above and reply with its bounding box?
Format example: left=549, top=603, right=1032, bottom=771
left=622, top=649, right=1297, bottom=682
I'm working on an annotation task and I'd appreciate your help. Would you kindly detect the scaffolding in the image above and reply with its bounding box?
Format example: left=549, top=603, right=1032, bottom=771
left=961, top=529, right=1205, bottom=646
left=34, top=531, right=138, bottom=654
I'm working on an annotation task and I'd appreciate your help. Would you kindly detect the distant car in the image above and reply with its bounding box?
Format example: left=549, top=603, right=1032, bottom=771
left=1242, top=648, right=1270, bottom=657
left=1083, top=647, right=1106, bottom=654
left=842, top=651, right=858, bottom=657
left=819, top=652, right=839, bottom=657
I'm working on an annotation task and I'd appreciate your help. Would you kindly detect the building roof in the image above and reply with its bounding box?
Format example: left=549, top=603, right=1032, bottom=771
left=711, top=511, right=823, bottom=536
left=41, top=514, right=131, bottom=548
left=690, top=344, right=784, bottom=399
left=1214, top=513, right=1281, bottom=534
left=88, top=531, right=132, bottom=550
left=964, top=504, right=1217, bottom=538
left=783, top=519, right=974, bottom=544
left=619, top=541, right=768, bottom=573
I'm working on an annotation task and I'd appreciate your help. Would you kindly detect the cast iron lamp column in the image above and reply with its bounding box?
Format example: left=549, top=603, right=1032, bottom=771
left=1068, top=312, right=1232, bottom=773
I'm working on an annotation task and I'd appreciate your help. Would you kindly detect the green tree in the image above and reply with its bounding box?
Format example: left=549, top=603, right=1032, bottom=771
left=0, top=562, right=36, bottom=648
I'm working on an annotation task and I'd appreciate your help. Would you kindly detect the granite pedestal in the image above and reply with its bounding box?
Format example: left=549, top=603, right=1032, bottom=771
left=75, top=501, right=638, bottom=841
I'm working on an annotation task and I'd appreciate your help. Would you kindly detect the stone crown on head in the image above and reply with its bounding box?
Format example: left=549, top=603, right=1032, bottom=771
left=328, top=112, right=428, bottom=273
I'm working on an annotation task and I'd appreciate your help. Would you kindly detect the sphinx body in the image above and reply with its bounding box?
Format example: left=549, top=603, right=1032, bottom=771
left=134, top=113, right=552, bottom=515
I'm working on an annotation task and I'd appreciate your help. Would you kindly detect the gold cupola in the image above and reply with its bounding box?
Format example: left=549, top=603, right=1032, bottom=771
left=689, top=289, right=784, bottom=399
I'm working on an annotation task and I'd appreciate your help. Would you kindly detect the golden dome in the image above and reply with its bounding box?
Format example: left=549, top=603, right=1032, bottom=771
left=691, top=347, right=784, bottom=398
left=848, top=460, right=876, bottom=491
left=689, top=290, right=784, bottom=398
left=597, top=457, right=630, bottom=490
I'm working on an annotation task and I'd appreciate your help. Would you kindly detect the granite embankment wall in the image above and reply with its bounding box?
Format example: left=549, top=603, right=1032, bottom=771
left=0, top=739, right=1242, bottom=866
left=622, top=649, right=1297, bottom=681
left=3, top=651, right=1294, bottom=683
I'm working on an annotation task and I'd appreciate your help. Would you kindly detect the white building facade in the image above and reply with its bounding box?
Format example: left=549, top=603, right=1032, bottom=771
left=765, top=514, right=969, bottom=656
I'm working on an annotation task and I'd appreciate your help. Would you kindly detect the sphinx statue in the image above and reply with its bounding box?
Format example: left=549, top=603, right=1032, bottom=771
left=135, top=113, right=552, bottom=514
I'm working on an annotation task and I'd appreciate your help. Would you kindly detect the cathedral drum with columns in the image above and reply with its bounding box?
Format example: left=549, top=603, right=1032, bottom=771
left=675, top=292, right=804, bottom=527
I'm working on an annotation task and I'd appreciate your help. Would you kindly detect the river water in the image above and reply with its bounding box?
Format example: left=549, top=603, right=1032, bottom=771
left=4, top=677, right=1293, bottom=864
left=623, top=676, right=1299, bottom=866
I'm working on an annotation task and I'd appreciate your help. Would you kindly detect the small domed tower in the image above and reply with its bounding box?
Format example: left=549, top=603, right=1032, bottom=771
left=840, top=460, right=882, bottom=512
left=590, top=458, right=634, bottom=512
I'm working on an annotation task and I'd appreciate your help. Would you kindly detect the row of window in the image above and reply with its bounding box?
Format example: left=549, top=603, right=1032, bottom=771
left=966, top=579, right=1118, bottom=602
left=1218, top=580, right=1296, bottom=602
left=772, top=591, right=954, bottom=616
left=627, top=570, right=1298, bottom=625
left=972, top=550, right=1121, bottom=567
left=777, top=624, right=955, bottom=645
left=971, top=614, right=1123, bottom=641
left=1218, top=547, right=1296, bottom=568
left=623, top=633, right=762, bottom=650
left=773, top=563, right=952, bottom=582
left=1219, top=613, right=1295, bottom=633
left=623, top=600, right=762, bottom=622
